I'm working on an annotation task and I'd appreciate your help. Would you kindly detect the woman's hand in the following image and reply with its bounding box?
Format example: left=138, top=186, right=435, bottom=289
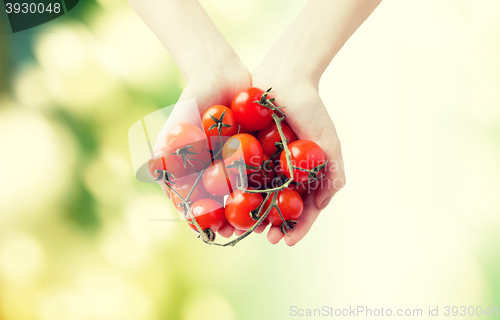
left=155, top=60, right=251, bottom=240
left=249, top=0, right=380, bottom=245
left=127, top=0, right=253, bottom=240
left=251, top=72, right=346, bottom=246
left=178, top=63, right=251, bottom=115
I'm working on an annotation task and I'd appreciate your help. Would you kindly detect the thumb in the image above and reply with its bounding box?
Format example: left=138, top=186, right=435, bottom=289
left=154, top=97, right=201, bottom=151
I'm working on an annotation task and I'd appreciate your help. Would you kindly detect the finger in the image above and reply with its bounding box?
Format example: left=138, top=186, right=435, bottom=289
left=314, top=137, right=346, bottom=210
left=277, top=94, right=345, bottom=210
left=154, top=84, right=216, bottom=152
left=267, top=226, right=284, bottom=244
left=234, top=229, right=245, bottom=236
left=154, top=97, right=202, bottom=151
left=283, top=192, right=321, bottom=246
left=218, top=223, right=234, bottom=238
left=254, top=223, right=268, bottom=234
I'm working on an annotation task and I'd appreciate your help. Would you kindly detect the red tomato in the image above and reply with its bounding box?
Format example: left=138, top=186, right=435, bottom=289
left=222, top=133, right=263, bottom=175
left=257, top=122, right=297, bottom=158
left=187, top=199, right=226, bottom=233
left=248, top=154, right=275, bottom=190
left=190, top=147, right=214, bottom=172
left=202, top=105, right=237, bottom=151
left=165, top=122, right=207, bottom=156
left=263, top=189, right=303, bottom=227
left=147, top=147, right=193, bottom=180
left=202, top=160, right=238, bottom=197
left=170, top=174, right=211, bottom=212
left=225, top=189, right=263, bottom=230
left=231, top=87, right=273, bottom=131
left=280, top=140, right=326, bottom=183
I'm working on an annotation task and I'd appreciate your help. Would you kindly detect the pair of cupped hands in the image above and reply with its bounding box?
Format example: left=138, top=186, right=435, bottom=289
left=127, top=0, right=382, bottom=246
left=154, top=54, right=345, bottom=246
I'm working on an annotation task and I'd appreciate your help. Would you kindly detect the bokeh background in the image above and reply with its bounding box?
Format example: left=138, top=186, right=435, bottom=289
left=1, top=0, right=500, bottom=319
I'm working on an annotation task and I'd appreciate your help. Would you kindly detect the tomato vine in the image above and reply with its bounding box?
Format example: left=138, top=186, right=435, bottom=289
left=154, top=88, right=327, bottom=246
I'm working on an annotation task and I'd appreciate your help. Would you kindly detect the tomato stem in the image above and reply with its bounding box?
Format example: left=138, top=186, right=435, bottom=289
left=291, top=161, right=329, bottom=183
left=254, top=87, right=286, bottom=118
left=281, top=220, right=297, bottom=234
left=207, top=109, right=233, bottom=137
left=275, top=205, right=291, bottom=236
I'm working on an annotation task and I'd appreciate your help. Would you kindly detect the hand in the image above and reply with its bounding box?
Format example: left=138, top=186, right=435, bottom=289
left=128, top=0, right=253, bottom=241
left=154, top=60, right=251, bottom=239
left=251, top=72, right=346, bottom=246
left=179, top=64, right=251, bottom=116
left=129, top=0, right=375, bottom=245
left=244, top=0, right=380, bottom=246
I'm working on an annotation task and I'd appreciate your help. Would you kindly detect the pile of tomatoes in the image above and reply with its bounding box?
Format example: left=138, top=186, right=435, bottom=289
left=147, top=87, right=327, bottom=244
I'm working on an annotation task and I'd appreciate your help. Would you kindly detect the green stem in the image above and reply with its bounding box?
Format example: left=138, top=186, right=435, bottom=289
left=163, top=178, right=210, bottom=242
left=275, top=205, right=291, bottom=236
left=185, top=170, right=204, bottom=202
left=235, top=113, right=295, bottom=194
left=186, top=135, right=225, bottom=201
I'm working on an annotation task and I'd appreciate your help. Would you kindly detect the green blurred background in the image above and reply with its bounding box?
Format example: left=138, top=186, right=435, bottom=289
left=1, top=0, right=499, bottom=319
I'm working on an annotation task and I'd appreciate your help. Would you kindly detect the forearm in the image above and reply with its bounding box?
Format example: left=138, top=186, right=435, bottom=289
left=127, top=0, right=241, bottom=81
left=257, top=0, right=381, bottom=84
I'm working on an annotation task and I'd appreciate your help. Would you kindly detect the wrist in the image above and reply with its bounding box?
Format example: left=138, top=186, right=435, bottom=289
left=253, top=63, right=319, bottom=92
left=181, top=46, right=246, bottom=83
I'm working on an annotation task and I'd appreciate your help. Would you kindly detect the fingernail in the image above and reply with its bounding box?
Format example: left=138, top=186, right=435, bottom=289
left=320, top=196, right=332, bottom=210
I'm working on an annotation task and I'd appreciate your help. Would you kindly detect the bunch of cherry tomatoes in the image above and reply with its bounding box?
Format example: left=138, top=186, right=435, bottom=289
left=147, top=87, right=327, bottom=246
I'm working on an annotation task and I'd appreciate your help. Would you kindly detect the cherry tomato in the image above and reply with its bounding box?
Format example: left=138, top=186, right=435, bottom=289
left=165, top=122, right=207, bottom=156
left=225, top=189, right=263, bottom=230
left=190, top=147, right=214, bottom=172
left=169, top=174, right=211, bottom=212
left=231, top=87, right=273, bottom=131
left=263, top=189, right=303, bottom=227
left=257, top=121, right=297, bottom=158
left=202, top=105, right=237, bottom=151
left=222, top=133, right=263, bottom=175
left=202, top=160, right=238, bottom=197
left=147, top=147, right=193, bottom=180
left=187, top=199, right=226, bottom=233
left=248, top=154, right=275, bottom=190
left=280, top=140, right=326, bottom=183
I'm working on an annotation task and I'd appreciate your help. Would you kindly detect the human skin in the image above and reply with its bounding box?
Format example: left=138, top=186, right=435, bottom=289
left=127, top=0, right=250, bottom=238
left=126, top=0, right=251, bottom=115
left=253, top=0, right=382, bottom=246
left=127, top=0, right=381, bottom=244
